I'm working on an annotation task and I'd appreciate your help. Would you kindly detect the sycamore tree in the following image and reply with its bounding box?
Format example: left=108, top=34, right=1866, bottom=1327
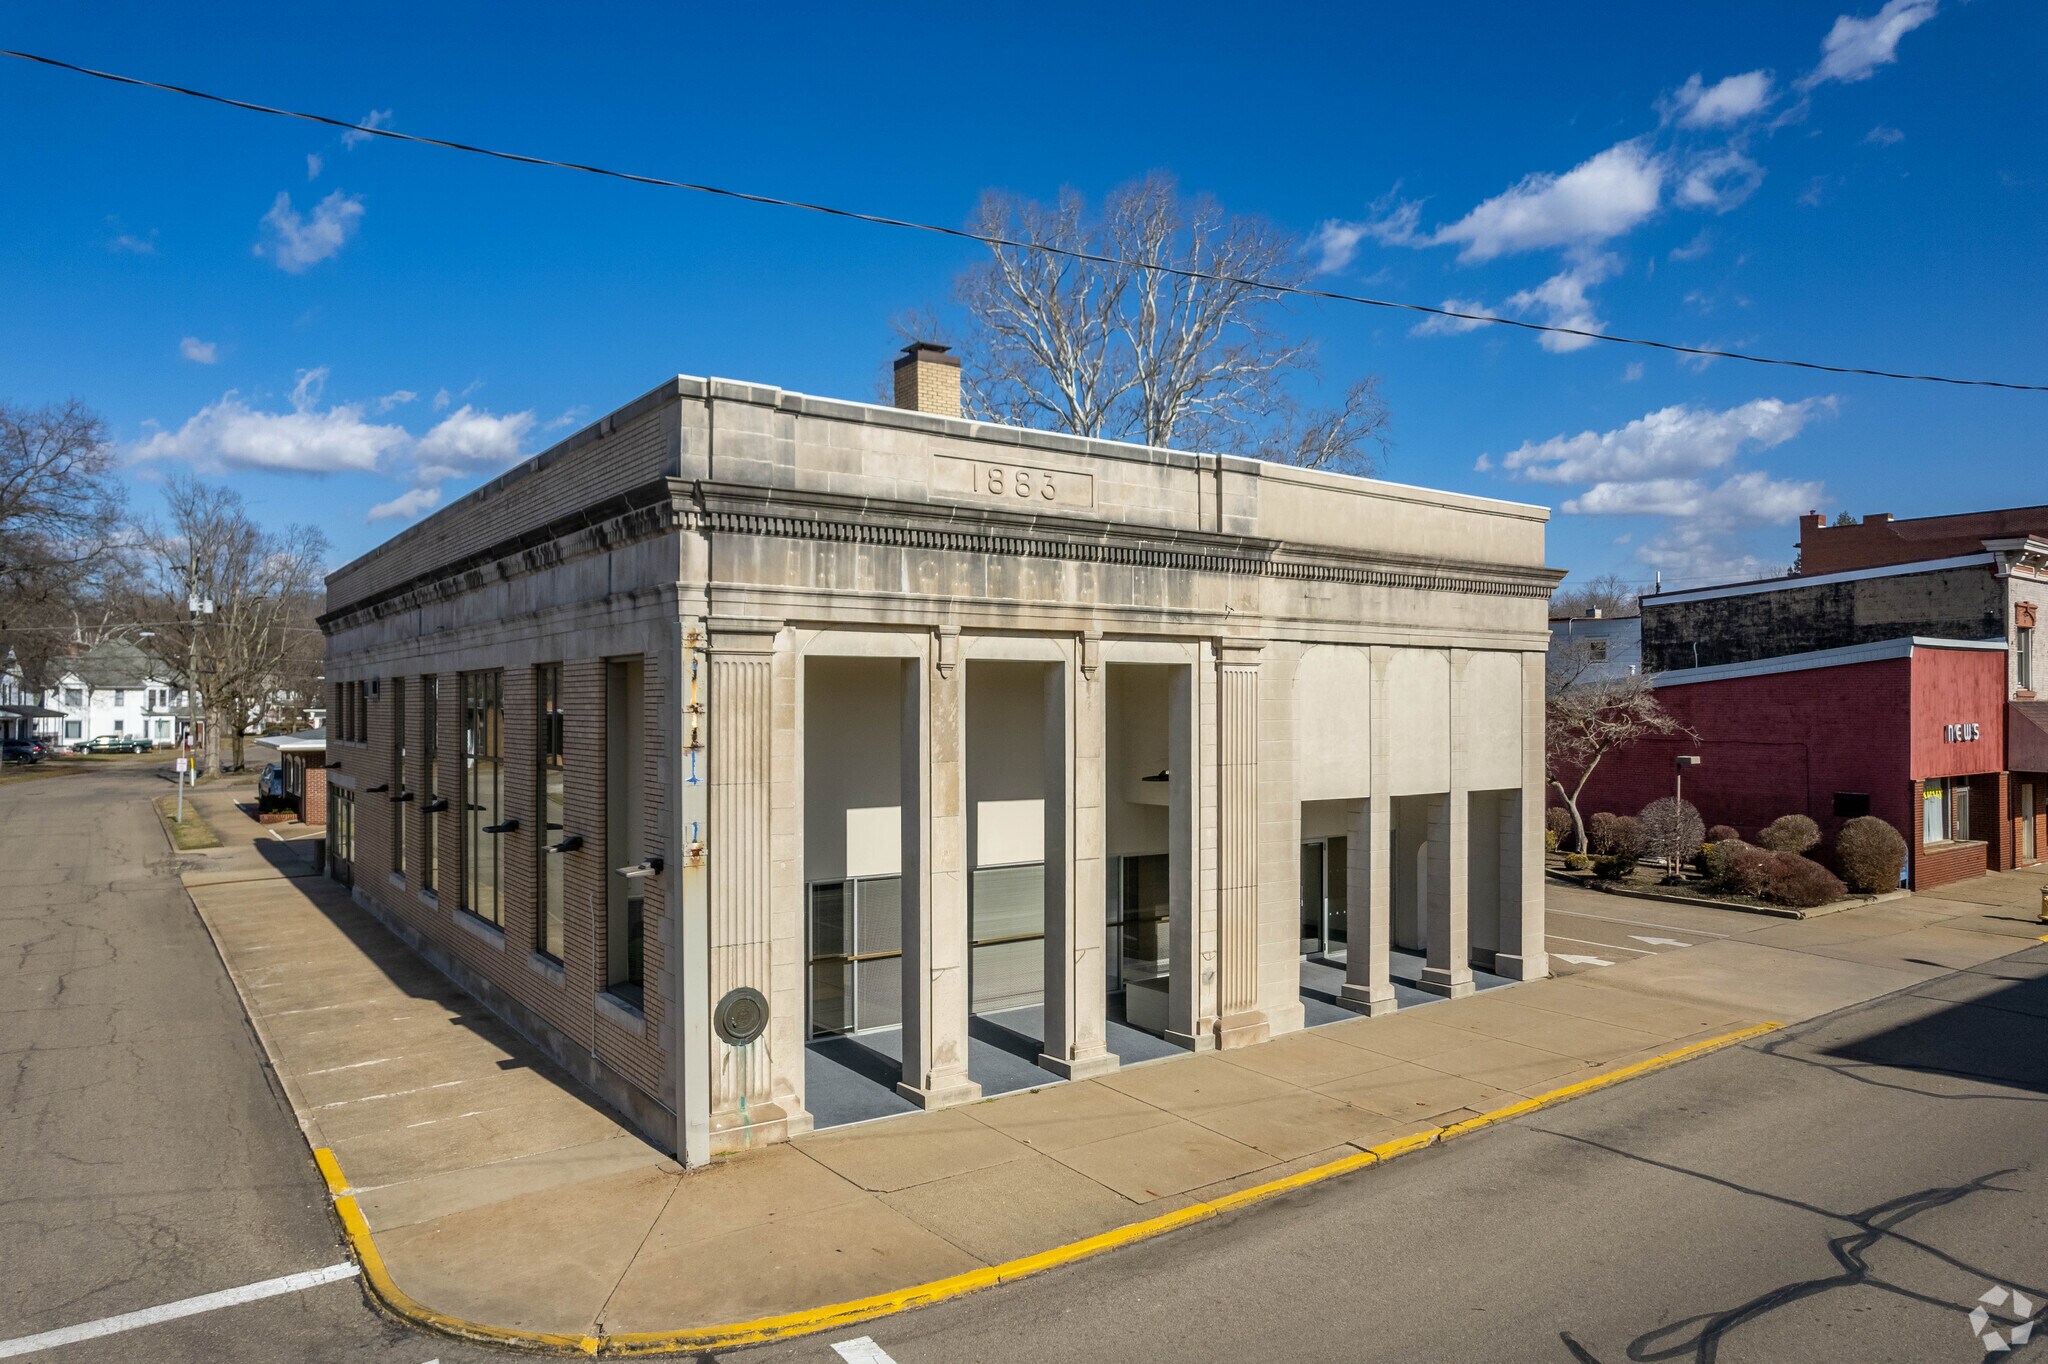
left=914, top=173, right=1392, bottom=473
left=1545, top=641, right=1689, bottom=853
left=0, top=400, right=130, bottom=685
left=144, top=477, right=328, bottom=778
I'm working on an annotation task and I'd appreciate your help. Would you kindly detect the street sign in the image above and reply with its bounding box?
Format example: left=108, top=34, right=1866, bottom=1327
left=175, top=757, right=188, bottom=774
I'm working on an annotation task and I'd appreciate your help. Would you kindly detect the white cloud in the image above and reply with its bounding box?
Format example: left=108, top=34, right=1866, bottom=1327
left=1676, top=147, right=1765, bottom=214
left=376, top=389, right=418, bottom=412
left=414, top=406, right=536, bottom=480
left=1669, top=229, right=1714, bottom=261
left=1308, top=197, right=1423, bottom=273
left=1665, top=71, right=1775, bottom=128
left=1865, top=124, right=1905, bottom=146
left=307, top=153, right=323, bottom=180
left=1500, top=396, right=1835, bottom=485
left=341, top=108, right=393, bottom=149
left=1801, top=0, right=1939, bottom=89
left=133, top=367, right=408, bottom=474
left=256, top=191, right=364, bottom=273
left=110, top=232, right=156, bottom=255
left=1411, top=300, right=1492, bottom=337
left=432, top=387, right=452, bottom=411
left=367, top=486, right=442, bottom=523
left=179, top=337, right=218, bottom=365
left=1623, top=361, right=1645, bottom=383
left=1432, top=141, right=1664, bottom=263
left=1563, top=469, right=1820, bottom=524
left=1504, top=254, right=1619, bottom=353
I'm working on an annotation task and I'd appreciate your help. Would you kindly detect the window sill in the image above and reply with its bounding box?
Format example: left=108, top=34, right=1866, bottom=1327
left=1921, top=839, right=1987, bottom=853
left=452, top=910, right=505, bottom=948
left=388, top=871, right=407, bottom=893
left=528, top=952, right=566, bottom=986
left=417, top=888, right=438, bottom=911
left=595, top=989, right=646, bottom=1035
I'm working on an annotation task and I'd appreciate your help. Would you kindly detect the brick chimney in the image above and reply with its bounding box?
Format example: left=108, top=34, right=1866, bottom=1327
left=892, top=342, right=961, bottom=418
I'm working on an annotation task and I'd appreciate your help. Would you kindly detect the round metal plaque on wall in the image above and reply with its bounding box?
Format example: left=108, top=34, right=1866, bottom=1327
left=714, top=986, right=769, bottom=1045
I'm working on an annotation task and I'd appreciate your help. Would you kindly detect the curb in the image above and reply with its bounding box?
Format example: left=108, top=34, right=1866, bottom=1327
left=312, top=1021, right=1782, bottom=1356
left=1549, top=870, right=1908, bottom=920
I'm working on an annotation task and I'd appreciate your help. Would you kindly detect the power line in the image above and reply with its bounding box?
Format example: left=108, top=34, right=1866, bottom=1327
left=7, top=46, right=2044, bottom=395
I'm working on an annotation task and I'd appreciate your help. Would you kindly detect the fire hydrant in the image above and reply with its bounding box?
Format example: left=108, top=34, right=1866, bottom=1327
left=2039, top=886, right=2048, bottom=924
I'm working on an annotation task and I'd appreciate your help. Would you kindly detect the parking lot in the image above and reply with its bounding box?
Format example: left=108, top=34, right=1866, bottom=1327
left=1544, top=878, right=1779, bottom=975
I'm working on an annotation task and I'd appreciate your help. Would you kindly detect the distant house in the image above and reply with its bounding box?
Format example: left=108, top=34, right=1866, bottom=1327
left=0, top=660, right=63, bottom=742
left=1547, top=608, right=1641, bottom=682
left=47, top=639, right=198, bottom=748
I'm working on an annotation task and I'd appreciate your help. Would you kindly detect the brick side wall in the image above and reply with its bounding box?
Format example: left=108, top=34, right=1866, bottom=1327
left=1641, top=565, right=2004, bottom=673
left=1908, top=645, right=2008, bottom=779
left=1800, top=507, right=2048, bottom=576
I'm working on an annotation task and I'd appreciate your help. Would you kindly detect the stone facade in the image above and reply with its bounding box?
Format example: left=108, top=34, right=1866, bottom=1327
left=321, top=373, right=1559, bottom=1164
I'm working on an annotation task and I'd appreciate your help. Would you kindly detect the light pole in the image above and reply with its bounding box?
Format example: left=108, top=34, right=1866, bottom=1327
left=1673, top=754, right=1702, bottom=876
left=178, top=553, right=214, bottom=824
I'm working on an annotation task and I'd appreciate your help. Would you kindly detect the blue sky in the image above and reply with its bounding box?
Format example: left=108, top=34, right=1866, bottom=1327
left=2, top=1, right=2041, bottom=587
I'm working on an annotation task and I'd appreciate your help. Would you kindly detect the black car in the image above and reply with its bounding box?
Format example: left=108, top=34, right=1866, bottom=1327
left=2, top=738, right=46, bottom=765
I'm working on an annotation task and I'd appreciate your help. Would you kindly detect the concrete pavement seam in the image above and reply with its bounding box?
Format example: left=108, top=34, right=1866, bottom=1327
left=309, top=1022, right=1782, bottom=1357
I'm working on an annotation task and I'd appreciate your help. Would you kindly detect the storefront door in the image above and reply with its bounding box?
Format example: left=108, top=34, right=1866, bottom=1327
left=2024, top=782, right=2038, bottom=863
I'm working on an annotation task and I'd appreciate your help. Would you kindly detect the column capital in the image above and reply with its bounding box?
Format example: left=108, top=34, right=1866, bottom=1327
left=705, top=617, right=782, bottom=654
left=1217, top=639, right=1265, bottom=667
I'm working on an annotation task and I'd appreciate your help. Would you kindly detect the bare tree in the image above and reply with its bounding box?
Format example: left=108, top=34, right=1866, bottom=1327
left=1551, top=571, right=1640, bottom=619
left=940, top=174, right=1391, bottom=473
left=1545, top=656, right=1690, bottom=853
left=0, top=401, right=129, bottom=685
left=144, top=478, right=329, bottom=778
left=1637, top=796, right=1705, bottom=877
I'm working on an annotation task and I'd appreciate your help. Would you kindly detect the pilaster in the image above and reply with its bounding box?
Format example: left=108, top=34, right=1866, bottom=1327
left=1343, top=646, right=1397, bottom=1014
left=1420, top=649, right=1474, bottom=999
left=1492, top=650, right=1549, bottom=981
left=1214, top=642, right=1269, bottom=1051
left=1040, top=643, right=1118, bottom=1080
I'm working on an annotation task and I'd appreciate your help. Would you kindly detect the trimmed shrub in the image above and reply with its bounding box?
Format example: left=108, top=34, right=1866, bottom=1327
left=1836, top=816, right=1907, bottom=893
left=1544, top=828, right=1560, bottom=852
left=1759, top=851, right=1845, bottom=908
left=1592, top=854, right=1638, bottom=880
left=1638, top=796, right=1705, bottom=869
left=1589, top=812, right=1643, bottom=860
left=1544, top=806, right=1574, bottom=844
left=1759, top=814, right=1821, bottom=854
left=1563, top=851, right=1593, bottom=872
left=1707, top=824, right=1741, bottom=844
left=1704, top=839, right=1771, bottom=897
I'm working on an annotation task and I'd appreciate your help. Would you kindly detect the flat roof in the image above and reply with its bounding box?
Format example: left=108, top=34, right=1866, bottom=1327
left=1650, top=636, right=2005, bottom=689
left=1642, top=553, right=1993, bottom=607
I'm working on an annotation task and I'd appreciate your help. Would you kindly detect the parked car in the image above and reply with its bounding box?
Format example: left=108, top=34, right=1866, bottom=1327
left=2, top=738, right=44, bottom=765
left=73, top=734, right=153, bottom=754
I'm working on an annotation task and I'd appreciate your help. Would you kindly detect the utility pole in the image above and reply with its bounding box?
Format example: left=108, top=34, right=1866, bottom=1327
left=178, top=550, right=212, bottom=822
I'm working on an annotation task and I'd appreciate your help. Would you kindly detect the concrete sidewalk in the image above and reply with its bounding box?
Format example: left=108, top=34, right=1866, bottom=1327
left=177, top=792, right=2048, bottom=1342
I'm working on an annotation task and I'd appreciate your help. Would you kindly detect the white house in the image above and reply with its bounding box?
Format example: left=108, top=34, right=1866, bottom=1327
left=47, top=639, right=196, bottom=748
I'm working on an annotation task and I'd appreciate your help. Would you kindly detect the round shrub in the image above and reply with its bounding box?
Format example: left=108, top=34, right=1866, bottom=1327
left=1836, top=816, right=1907, bottom=893
left=1759, top=851, right=1846, bottom=908
left=1704, top=839, right=1771, bottom=897
left=1759, top=814, right=1821, bottom=854
left=1589, top=812, right=1643, bottom=860
left=1563, top=851, right=1593, bottom=872
left=1638, top=796, right=1705, bottom=869
left=1592, top=854, right=1638, bottom=881
left=1707, top=824, right=1741, bottom=844
left=1545, top=806, right=1574, bottom=844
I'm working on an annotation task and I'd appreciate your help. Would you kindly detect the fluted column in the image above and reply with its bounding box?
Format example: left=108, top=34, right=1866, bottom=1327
left=898, top=632, right=980, bottom=1108
left=1493, top=650, right=1549, bottom=981
left=1214, top=643, right=1269, bottom=1050
left=1420, top=649, right=1475, bottom=998
left=706, top=625, right=807, bottom=1150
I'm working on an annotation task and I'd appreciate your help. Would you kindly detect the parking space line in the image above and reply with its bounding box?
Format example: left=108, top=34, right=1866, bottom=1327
left=0, top=1263, right=360, bottom=1358
left=832, top=1338, right=900, bottom=1363
left=1546, top=933, right=1654, bottom=954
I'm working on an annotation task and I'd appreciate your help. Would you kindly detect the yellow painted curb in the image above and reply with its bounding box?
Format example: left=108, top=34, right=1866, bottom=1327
left=316, top=1020, right=1781, bottom=1356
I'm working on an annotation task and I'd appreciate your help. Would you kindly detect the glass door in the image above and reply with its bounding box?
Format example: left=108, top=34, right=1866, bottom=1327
left=807, top=875, right=904, bottom=1037
left=2024, top=783, right=2037, bottom=862
left=1299, top=841, right=1327, bottom=954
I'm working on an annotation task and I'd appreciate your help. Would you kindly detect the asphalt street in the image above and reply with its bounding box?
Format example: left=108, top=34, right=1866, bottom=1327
left=4, top=768, right=2044, bottom=1362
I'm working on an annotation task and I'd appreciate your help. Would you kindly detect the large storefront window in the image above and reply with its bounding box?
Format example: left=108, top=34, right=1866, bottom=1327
left=462, top=670, right=505, bottom=926
left=535, top=664, right=565, bottom=960
left=422, top=677, right=439, bottom=894
left=390, top=678, right=406, bottom=879
left=1923, top=778, right=1972, bottom=845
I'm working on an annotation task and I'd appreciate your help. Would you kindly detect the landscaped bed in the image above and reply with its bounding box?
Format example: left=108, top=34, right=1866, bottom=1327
left=1546, top=856, right=1888, bottom=917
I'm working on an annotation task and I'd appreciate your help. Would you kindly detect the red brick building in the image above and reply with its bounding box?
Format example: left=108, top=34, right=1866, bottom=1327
left=1798, top=505, right=2048, bottom=576
left=1577, top=637, right=2032, bottom=891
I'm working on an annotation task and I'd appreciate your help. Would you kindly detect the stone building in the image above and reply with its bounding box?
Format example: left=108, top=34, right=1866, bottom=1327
left=319, top=346, right=1559, bottom=1165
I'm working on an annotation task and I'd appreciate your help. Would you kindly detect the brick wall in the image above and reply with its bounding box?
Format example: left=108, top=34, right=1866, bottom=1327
left=1800, top=507, right=2048, bottom=575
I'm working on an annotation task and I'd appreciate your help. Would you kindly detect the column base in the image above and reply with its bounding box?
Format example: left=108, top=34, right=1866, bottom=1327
left=1212, top=1010, right=1272, bottom=1052
left=1492, top=951, right=1549, bottom=982
left=1037, top=1050, right=1122, bottom=1081
left=1416, top=967, right=1477, bottom=999
left=1339, top=981, right=1400, bottom=1016
left=896, top=1076, right=983, bottom=1110
left=708, top=1098, right=813, bottom=1154
left=1164, top=1026, right=1218, bottom=1054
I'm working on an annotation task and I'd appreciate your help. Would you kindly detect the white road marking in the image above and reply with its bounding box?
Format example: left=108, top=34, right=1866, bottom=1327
left=0, top=1263, right=360, bottom=1358
left=303, top=1057, right=396, bottom=1076
left=1547, top=933, right=1653, bottom=954
left=1547, top=908, right=1734, bottom=939
left=1630, top=935, right=1692, bottom=948
left=1552, top=953, right=1615, bottom=967
left=312, top=1079, right=463, bottom=1111
left=831, top=1338, right=900, bottom=1364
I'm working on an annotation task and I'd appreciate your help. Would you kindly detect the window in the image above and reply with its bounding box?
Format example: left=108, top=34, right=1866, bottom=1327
left=1587, top=639, right=1609, bottom=664
left=462, top=671, right=505, bottom=926
left=112, top=720, right=124, bottom=734
left=423, top=676, right=439, bottom=894
left=113, top=689, right=125, bottom=706
left=63, top=721, right=81, bottom=740
left=356, top=683, right=369, bottom=746
left=390, top=677, right=407, bottom=879
left=2020, top=626, right=2035, bottom=693
left=605, top=658, right=645, bottom=1004
left=1923, top=778, right=1973, bottom=845
left=535, top=665, right=566, bottom=960
left=63, top=688, right=82, bottom=708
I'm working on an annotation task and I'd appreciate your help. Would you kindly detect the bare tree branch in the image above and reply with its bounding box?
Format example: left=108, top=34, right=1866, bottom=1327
left=1545, top=659, right=1691, bottom=853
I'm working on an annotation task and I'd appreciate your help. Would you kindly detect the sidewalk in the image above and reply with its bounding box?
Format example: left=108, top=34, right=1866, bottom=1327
left=178, top=794, right=2048, bottom=1345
